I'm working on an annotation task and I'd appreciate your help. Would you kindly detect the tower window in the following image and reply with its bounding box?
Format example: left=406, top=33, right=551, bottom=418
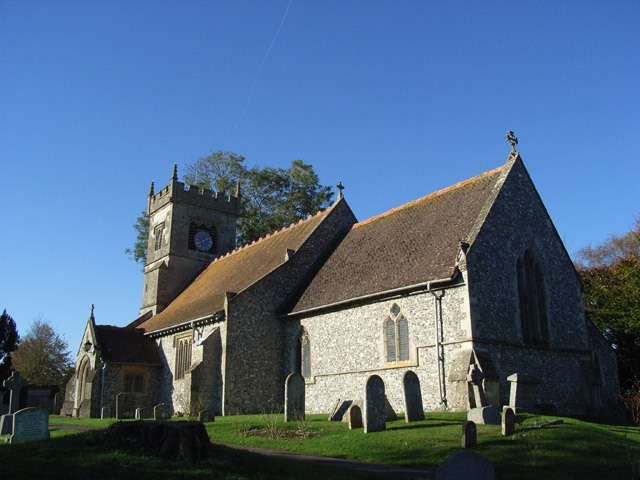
left=154, top=223, right=165, bottom=251
left=384, top=303, right=410, bottom=364
left=516, top=249, right=549, bottom=346
left=188, top=222, right=217, bottom=254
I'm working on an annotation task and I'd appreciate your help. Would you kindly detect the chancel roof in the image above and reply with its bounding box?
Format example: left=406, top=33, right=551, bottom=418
left=137, top=209, right=329, bottom=333
left=95, top=325, right=161, bottom=364
left=288, top=164, right=506, bottom=314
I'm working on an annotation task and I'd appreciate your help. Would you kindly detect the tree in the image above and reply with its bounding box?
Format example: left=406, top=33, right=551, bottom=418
left=575, top=217, right=640, bottom=388
left=0, top=309, right=19, bottom=383
left=124, top=211, right=149, bottom=266
left=11, top=316, right=74, bottom=387
left=127, top=151, right=334, bottom=264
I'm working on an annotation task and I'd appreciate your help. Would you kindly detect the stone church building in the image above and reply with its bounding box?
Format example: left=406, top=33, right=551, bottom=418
left=62, top=145, right=619, bottom=419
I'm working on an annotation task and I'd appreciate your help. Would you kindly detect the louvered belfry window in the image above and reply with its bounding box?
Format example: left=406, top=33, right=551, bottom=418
left=384, top=304, right=410, bottom=364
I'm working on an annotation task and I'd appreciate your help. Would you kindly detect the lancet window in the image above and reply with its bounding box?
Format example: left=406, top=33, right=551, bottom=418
left=516, top=249, right=549, bottom=346
left=384, top=303, right=410, bottom=364
left=175, top=335, right=193, bottom=380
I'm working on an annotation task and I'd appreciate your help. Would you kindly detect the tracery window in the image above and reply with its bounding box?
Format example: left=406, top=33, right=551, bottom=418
left=384, top=303, right=410, bottom=364
left=516, top=249, right=549, bottom=346
left=175, top=335, right=193, bottom=380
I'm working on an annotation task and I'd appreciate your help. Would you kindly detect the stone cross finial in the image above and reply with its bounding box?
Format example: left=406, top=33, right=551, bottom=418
left=336, top=181, right=345, bottom=199
left=3, top=371, right=27, bottom=414
left=149, top=181, right=155, bottom=197
left=506, top=131, right=518, bottom=154
left=171, top=164, right=178, bottom=181
left=89, top=304, right=95, bottom=320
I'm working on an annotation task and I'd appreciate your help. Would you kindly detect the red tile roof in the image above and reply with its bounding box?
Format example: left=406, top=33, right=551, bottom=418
left=288, top=165, right=505, bottom=313
left=137, top=209, right=329, bottom=333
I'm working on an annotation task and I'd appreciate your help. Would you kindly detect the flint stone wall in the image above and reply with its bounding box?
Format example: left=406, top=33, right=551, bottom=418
left=287, top=284, right=472, bottom=414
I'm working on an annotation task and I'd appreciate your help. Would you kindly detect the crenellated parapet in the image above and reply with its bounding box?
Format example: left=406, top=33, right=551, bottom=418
left=147, top=165, right=241, bottom=217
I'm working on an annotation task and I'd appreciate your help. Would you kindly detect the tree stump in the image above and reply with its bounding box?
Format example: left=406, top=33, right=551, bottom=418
left=102, top=420, right=212, bottom=462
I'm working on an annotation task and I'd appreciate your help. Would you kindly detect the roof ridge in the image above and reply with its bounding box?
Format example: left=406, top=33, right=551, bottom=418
left=354, top=164, right=504, bottom=229
left=207, top=207, right=330, bottom=266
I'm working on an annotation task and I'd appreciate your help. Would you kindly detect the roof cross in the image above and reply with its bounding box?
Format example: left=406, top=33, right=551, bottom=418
left=506, top=131, right=518, bottom=154
left=336, top=181, right=345, bottom=199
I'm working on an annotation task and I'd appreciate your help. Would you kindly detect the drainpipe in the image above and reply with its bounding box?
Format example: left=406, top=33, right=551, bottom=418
left=427, top=280, right=448, bottom=408
left=99, top=359, right=106, bottom=418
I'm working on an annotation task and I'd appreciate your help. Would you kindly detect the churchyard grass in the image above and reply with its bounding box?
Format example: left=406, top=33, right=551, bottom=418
left=1, top=412, right=638, bottom=479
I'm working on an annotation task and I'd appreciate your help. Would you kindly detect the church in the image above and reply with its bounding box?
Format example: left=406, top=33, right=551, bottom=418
left=61, top=139, right=619, bottom=419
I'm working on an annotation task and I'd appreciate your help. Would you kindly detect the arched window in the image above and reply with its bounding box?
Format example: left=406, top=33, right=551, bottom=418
left=384, top=304, right=410, bottom=364
left=516, top=250, right=549, bottom=346
left=175, top=336, right=193, bottom=380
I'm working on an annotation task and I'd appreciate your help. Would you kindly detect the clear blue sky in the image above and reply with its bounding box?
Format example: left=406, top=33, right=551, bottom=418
left=1, top=1, right=638, bottom=352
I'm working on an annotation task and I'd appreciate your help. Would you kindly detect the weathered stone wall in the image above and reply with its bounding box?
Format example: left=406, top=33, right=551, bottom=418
left=288, top=284, right=473, bottom=414
left=154, top=321, right=226, bottom=415
left=464, top=156, right=619, bottom=414
left=223, top=199, right=357, bottom=414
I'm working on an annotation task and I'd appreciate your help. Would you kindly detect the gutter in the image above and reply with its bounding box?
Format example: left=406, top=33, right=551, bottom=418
left=282, top=271, right=458, bottom=318
left=144, top=312, right=224, bottom=338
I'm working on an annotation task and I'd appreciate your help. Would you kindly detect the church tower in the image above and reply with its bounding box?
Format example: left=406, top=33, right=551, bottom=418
left=140, top=165, right=241, bottom=316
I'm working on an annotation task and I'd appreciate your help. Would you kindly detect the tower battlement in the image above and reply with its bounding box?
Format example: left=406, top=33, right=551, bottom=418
left=147, top=166, right=241, bottom=217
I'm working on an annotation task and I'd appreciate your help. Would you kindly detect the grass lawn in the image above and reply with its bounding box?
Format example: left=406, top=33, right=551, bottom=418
left=1, top=412, right=638, bottom=479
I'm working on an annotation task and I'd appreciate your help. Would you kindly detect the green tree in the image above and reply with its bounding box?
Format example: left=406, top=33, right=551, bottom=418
left=576, top=217, right=640, bottom=388
left=126, top=151, right=334, bottom=264
left=124, top=211, right=149, bottom=266
left=0, top=309, right=19, bottom=383
left=11, top=316, right=74, bottom=387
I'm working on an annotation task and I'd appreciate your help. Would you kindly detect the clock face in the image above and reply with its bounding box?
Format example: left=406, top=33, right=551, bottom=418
left=194, top=230, right=213, bottom=251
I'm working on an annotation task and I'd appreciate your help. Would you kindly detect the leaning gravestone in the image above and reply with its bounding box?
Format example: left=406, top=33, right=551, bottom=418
left=364, top=375, right=386, bottom=433
left=328, top=398, right=352, bottom=421
left=507, top=373, right=539, bottom=412
left=347, top=404, right=362, bottom=429
left=502, top=407, right=515, bottom=436
left=101, top=407, right=111, bottom=419
left=462, top=420, right=477, bottom=448
left=116, top=392, right=137, bottom=419
left=284, top=372, right=305, bottom=422
left=11, top=407, right=49, bottom=444
left=154, top=403, right=172, bottom=420
left=403, top=370, right=425, bottom=422
left=436, top=451, right=494, bottom=480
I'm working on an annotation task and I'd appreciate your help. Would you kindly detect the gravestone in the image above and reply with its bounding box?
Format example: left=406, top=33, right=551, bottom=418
left=467, top=406, right=500, bottom=425
left=462, top=420, right=476, bottom=448
left=502, top=407, right=515, bottom=436
left=27, top=389, right=52, bottom=411
left=347, top=404, right=362, bottom=429
left=116, top=392, right=137, bottom=419
left=364, top=375, right=386, bottom=433
left=198, top=409, right=215, bottom=422
left=284, top=372, right=305, bottom=422
left=328, top=398, right=352, bottom=421
left=10, top=407, right=49, bottom=444
left=154, top=403, right=172, bottom=420
left=0, top=414, right=13, bottom=435
left=3, top=371, right=27, bottom=414
left=467, top=365, right=487, bottom=407
left=101, top=407, right=111, bottom=419
left=403, top=370, right=425, bottom=422
left=436, top=451, right=494, bottom=480
left=507, top=373, right=539, bottom=412
left=135, top=407, right=144, bottom=419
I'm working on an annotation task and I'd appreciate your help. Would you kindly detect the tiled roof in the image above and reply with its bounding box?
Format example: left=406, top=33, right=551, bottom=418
left=95, top=325, right=161, bottom=364
left=289, top=165, right=505, bottom=313
left=137, top=209, right=329, bottom=333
